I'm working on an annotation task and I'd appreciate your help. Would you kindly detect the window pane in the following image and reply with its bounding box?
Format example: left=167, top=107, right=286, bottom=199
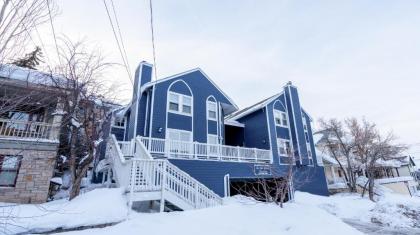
left=168, top=130, right=179, bottom=140
left=208, top=135, right=218, bottom=144
left=169, top=102, right=179, bottom=111
left=169, top=93, right=178, bottom=103
left=2, top=156, right=18, bottom=169
left=282, top=113, right=288, bottom=126
left=0, top=171, right=17, bottom=186
left=208, top=102, right=216, bottom=111
left=183, top=96, right=191, bottom=105
left=209, top=111, right=217, bottom=119
left=180, top=132, right=191, bottom=142
left=275, top=118, right=281, bottom=125
left=182, top=105, right=191, bottom=114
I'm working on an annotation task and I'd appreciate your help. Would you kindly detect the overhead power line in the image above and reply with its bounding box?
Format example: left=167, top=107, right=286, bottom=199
left=149, top=0, right=158, bottom=81
left=103, top=0, right=133, bottom=85
left=46, top=0, right=61, bottom=64
left=109, top=0, right=132, bottom=78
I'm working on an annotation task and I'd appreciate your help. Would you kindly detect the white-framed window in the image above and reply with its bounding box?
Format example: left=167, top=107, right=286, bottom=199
left=207, top=101, right=217, bottom=121
left=112, top=117, right=126, bottom=128
left=207, top=134, right=218, bottom=145
left=274, top=110, right=288, bottom=127
left=0, top=155, right=21, bottom=187
left=168, top=92, right=192, bottom=116
left=167, top=128, right=192, bottom=142
left=277, top=138, right=291, bottom=157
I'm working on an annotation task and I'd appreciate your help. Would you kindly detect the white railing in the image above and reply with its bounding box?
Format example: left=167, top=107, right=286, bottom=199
left=129, top=159, right=223, bottom=209
left=106, top=135, right=131, bottom=187
left=132, top=136, right=272, bottom=163
left=0, top=118, right=58, bottom=140
left=107, top=135, right=222, bottom=211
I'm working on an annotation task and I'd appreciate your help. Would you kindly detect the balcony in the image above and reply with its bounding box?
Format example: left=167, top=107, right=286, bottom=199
left=0, top=118, right=59, bottom=141
left=118, top=136, right=272, bottom=164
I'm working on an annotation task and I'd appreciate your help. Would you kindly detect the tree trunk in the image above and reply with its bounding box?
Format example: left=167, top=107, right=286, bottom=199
left=69, top=156, right=91, bottom=200
left=368, top=175, right=375, bottom=201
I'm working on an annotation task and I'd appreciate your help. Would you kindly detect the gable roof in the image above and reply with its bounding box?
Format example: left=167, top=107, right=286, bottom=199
left=141, top=67, right=238, bottom=110
left=225, top=92, right=283, bottom=121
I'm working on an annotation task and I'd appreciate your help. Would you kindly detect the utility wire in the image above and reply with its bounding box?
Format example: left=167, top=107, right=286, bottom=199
left=46, top=0, right=61, bottom=64
left=109, top=0, right=132, bottom=77
left=148, top=0, right=158, bottom=81
left=103, top=0, right=134, bottom=85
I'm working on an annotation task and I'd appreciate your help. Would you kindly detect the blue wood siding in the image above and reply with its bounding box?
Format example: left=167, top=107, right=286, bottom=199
left=238, top=109, right=270, bottom=150
left=144, top=70, right=234, bottom=143
left=170, top=159, right=329, bottom=197
left=111, top=127, right=125, bottom=141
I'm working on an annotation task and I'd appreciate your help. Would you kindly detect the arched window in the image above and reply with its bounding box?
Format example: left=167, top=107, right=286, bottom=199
left=206, top=96, right=217, bottom=121
left=167, top=80, right=193, bottom=116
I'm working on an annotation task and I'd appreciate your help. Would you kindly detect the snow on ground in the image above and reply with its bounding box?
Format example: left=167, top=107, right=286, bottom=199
left=295, top=191, right=420, bottom=229
left=53, top=195, right=363, bottom=235
left=2, top=187, right=419, bottom=235
left=0, top=188, right=127, bottom=234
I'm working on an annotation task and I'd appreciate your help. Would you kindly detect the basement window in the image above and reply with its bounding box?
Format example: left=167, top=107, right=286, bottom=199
left=0, top=155, right=22, bottom=187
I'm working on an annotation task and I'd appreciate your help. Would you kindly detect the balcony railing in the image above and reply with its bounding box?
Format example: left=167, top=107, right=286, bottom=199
left=118, top=136, right=272, bottom=164
left=0, top=118, right=59, bottom=141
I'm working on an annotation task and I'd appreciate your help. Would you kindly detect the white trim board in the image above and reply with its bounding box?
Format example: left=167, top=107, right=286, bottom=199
left=141, top=67, right=238, bottom=110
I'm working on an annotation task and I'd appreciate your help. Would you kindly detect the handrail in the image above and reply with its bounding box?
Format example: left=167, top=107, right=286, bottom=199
left=108, top=134, right=223, bottom=210
left=0, top=118, right=59, bottom=140
left=129, top=136, right=272, bottom=163
left=129, top=159, right=223, bottom=209
left=106, top=135, right=130, bottom=188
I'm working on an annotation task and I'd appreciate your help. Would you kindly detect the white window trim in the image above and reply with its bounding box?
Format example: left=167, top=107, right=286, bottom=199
left=207, top=134, right=219, bottom=144
left=111, top=116, right=126, bottom=129
left=277, top=138, right=291, bottom=157
left=166, top=128, right=193, bottom=142
left=274, top=110, right=289, bottom=128
left=206, top=100, right=218, bottom=121
left=167, top=91, right=193, bottom=116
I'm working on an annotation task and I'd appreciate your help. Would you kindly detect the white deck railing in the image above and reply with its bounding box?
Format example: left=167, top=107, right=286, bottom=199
left=119, top=136, right=272, bottom=163
left=0, top=118, right=58, bottom=140
left=106, top=135, right=222, bottom=211
left=130, top=159, right=222, bottom=209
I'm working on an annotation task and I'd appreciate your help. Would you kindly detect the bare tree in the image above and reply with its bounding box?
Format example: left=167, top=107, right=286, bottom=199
left=318, top=119, right=360, bottom=192
left=47, top=38, right=114, bottom=200
left=0, top=0, right=58, bottom=63
left=230, top=151, right=316, bottom=208
left=348, top=118, right=406, bottom=201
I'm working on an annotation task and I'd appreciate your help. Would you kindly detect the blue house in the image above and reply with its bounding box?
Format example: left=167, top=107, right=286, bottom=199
left=108, top=61, right=328, bottom=201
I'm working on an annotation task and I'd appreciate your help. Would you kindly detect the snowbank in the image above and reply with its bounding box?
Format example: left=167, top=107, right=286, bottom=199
left=0, top=188, right=128, bottom=234
left=53, top=195, right=362, bottom=235
left=295, top=191, right=420, bottom=229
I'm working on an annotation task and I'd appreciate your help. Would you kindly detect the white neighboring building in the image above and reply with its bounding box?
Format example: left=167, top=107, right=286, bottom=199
left=314, top=132, right=419, bottom=196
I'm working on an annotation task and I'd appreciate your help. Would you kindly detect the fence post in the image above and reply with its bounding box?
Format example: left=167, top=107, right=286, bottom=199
left=160, top=161, right=167, bottom=212
left=254, top=148, right=257, bottom=162
left=237, top=146, right=240, bottom=162
left=194, top=141, right=198, bottom=159
left=128, top=160, right=136, bottom=216
left=195, top=182, right=199, bottom=209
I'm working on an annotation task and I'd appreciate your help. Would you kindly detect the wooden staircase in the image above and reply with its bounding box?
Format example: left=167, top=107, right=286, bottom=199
left=106, top=135, right=223, bottom=212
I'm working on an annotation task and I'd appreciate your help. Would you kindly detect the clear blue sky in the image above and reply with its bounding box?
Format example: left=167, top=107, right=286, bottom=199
left=35, top=0, right=420, bottom=159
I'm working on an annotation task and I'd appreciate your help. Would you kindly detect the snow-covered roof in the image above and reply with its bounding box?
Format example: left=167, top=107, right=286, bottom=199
left=0, top=64, right=65, bottom=87
left=224, top=119, right=245, bottom=128
left=141, top=67, right=239, bottom=110
left=225, top=93, right=282, bottom=121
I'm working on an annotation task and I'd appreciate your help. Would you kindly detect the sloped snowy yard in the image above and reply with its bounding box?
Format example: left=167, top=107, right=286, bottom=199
left=1, top=188, right=419, bottom=235
left=295, top=191, right=420, bottom=230
left=50, top=195, right=363, bottom=235
left=0, top=188, right=128, bottom=234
